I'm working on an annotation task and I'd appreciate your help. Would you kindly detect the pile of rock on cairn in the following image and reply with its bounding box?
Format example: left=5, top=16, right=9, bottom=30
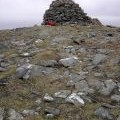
left=42, top=0, right=102, bottom=26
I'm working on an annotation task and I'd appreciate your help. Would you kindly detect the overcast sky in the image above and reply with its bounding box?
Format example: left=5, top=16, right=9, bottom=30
left=0, top=0, right=120, bottom=29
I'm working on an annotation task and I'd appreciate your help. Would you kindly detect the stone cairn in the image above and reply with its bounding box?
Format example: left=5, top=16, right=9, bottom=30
left=42, top=0, right=102, bottom=25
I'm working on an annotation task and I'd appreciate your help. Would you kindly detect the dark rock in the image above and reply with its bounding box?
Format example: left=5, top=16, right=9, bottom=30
left=0, top=79, right=8, bottom=86
left=69, top=72, right=88, bottom=82
left=92, top=18, right=102, bottom=25
left=30, top=65, right=55, bottom=77
left=107, top=33, right=114, bottom=37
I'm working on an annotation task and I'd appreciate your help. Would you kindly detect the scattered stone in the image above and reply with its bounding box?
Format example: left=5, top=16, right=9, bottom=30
left=87, top=79, right=104, bottom=90
left=0, top=67, right=6, bottom=72
left=35, top=98, right=42, bottom=106
left=35, top=39, right=43, bottom=44
left=99, top=79, right=117, bottom=96
left=0, top=108, right=4, bottom=120
left=22, top=109, right=38, bottom=116
left=66, top=80, right=75, bottom=87
left=111, top=94, right=120, bottom=102
left=95, top=107, right=113, bottom=120
left=11, top=40, right=26, bottom=47
left=44, top=93, right=54, bottom=102
left=0, top=79, right=8, bottom=86
left=8, top=109, right=23, bottom=120
left=54, top=90, right=71, bottom=98
left=59, top=57, right=79, bottom=67
left=110, top=58, right=120, bottom=65
left=92, top=54, right=107, bottom=65
left=69, top=71, right=88, bottom=82
left=45, top=107, right=60, bottom=116
left=87, top=32, right=96, bottom=38
left=46, top=114, right=54, bottom=119
left=31, top=65, right=55, bottom=76
left=16, top=64, right=33, bottom=80
left=0, top=54, right=4, bottom=59
left=20, top=53, right=31, bottom=57
left=97, top=49, right=109, bottom=54
left=117, top=115, right=120, bottom=120
left=38, top=60, right=58, bottom=67
left=94, top=72, right=103, bottom=77
left=64, top=46, right=76, bottom=54
left=75, top=80, right=94, bottom=94
left=66, top=93, right=85, bottom=106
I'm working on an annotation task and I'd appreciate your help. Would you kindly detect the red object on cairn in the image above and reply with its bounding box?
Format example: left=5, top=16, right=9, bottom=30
left=45, top=21, right=56, bottom=26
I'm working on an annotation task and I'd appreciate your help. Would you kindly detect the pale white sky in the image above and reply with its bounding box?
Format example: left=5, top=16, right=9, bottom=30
left=0, top=0, right=120, bottom=29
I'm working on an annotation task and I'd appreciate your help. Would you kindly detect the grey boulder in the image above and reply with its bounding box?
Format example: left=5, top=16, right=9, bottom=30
left=99, top=79, right=117, bottom=96
left=92, top=54, right=107, bottom=65
left=111, top=94, right=120, bottom=102
left=8, top=109, right=23, bottom=120
left=95, top=107, right=113, bottom=120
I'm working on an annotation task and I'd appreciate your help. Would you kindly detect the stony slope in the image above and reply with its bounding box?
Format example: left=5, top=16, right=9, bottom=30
left=0, top=25, right=120, bottom=120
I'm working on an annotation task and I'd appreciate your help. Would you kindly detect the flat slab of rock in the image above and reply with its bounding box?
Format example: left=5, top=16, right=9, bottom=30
left=44, top=93, right=54, bottom=102
left=69, top=72, right=88, bottom=82
left=54, top=90, right=71, bottom=98
left=22, top=109, right=38, bottom=116
left=66, top=93, right=85, bottom=106
left=75, top=80, right=94, bottom=94
left=92, top=54, right=107, bottom=65
left=59, top=57, right=79, bottom=67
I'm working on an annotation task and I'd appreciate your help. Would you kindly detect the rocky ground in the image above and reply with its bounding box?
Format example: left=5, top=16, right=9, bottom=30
left=0, top=24, right=120, bottom=120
